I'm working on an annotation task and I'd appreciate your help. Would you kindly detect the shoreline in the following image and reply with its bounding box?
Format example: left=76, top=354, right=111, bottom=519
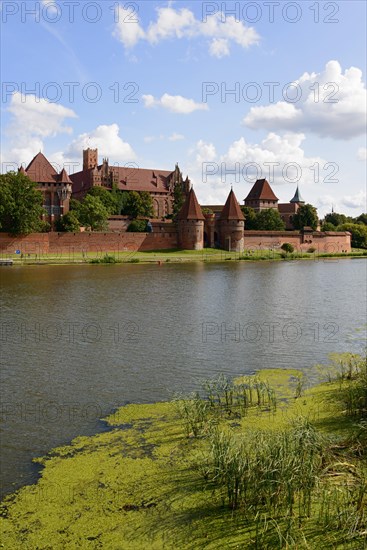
left=1, top=356, right=366, bottom=548
left=2, top=248, right=367, bottom=266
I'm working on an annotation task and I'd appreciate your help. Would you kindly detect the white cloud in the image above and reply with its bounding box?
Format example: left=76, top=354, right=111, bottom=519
left=143, top=133, right=184, bottom=143
left=341, top=191, right=367, bottom=209
left=244, top=60, right=367, bottom=139
left=220, top=132, right=325, bottom=186
left=142, top=93, right=209, bottom=114
left=66, top=124, right=136, bottom=162
left=195, top=139, right=217, bottom=164
left=113, top=6, right=146, bottom=48
left=113, top=6, right=259, bottom=57
left=357, top=147, right=367, bottom=161
left=169, top=133, right=185, bottom=141
left=209, top=38, right=230, bottom=58
left=2, top=92, right=77, bottom=168
left=185, top=132, right=328, bottom=205
left=8, top=92, right=76, bottom=140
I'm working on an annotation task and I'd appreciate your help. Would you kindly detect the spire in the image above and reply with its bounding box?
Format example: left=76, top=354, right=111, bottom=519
left=220, top=188, right=244, bottom=221
left=176, top=188, right=205, bottom=220
left=290, top=185, right=305, bottom=204
left=58, top=168, right=72, bottom=184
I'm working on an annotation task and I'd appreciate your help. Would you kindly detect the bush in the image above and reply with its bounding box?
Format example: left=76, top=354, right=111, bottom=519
left=307, top=246, right=316, bottom=253
left=281, top=242, right=294, bottom=254
left=127, top=220, right=148, bottom=232
left=89, top=254, right=118, bottom=264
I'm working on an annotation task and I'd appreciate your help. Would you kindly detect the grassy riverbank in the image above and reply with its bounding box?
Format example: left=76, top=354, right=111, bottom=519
left=4, top=247, right=367, bottom=266
left=1, top=353, right=366, bottom=549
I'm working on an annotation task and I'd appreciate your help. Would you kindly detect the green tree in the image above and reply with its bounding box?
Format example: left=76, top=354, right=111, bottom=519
left=337, top=223, right=367, bottom=249
left=292, top=204, right=319, bottom=230
left=281, top=242, right=294, bottom=254
left=173, top=184, right=185, bottom=217
left=241, top=206, right=258, bottom=230
left=55, top=211, right=81, bottom=232
left=321, top=221, right=336, bottom=231
left=255, top=208, right=285, bottom=231
left=87, top=186, right=121, bottom=215
left=0, top=172, right=46, bottom=234
left=121, top=191, right=153, bottom=219
left=355, top=213, right=367, bottom=225
left=324, top=212, right=347, bottom=227
left=77, top=195, right=109, bottom=231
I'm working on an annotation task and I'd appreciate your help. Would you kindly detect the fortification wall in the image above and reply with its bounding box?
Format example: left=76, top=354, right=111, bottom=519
left=0, top=231, right=177, bottom=258
left=0, top=229, right=351, bottom=258
left=242, top=231, right=351, bottom=253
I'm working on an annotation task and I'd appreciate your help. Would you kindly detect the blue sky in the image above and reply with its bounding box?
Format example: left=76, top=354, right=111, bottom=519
left=1, top=0, right=366, bottom=215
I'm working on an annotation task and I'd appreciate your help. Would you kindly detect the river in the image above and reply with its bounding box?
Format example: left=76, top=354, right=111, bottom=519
left=0, top=258, right=366, bottom=497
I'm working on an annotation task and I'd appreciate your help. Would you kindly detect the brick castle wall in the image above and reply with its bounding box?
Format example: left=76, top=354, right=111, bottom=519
left=0, top=229, right=351, bottom=257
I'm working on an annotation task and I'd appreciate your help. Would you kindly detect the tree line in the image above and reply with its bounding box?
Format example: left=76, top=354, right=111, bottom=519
left=0, top=172, right=366, bottom=248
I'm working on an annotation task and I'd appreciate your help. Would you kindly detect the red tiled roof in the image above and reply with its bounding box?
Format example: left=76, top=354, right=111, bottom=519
left=278, top=203, right=298, bottom=213
left=220, top=189, right=244, bottom=220
left=25, top=152, right=58, bottom=183
left=176, top=188, right=205, bottom=220
left=70, top=166, right=173, bottom=194
left=245, top=179, right=278, bottom=201
left=18, top=166, right=27, bottom=175
left=117, top=167, right=172, bottom=192
left=58, top=168, right=72, bottom=184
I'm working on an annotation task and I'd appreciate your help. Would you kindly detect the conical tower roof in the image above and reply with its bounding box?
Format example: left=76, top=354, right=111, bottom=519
left=18, top=166, right=27, bottom=175
left=290, top=185, right=305, bottom=203
left=220, top=189, right=244, bottom=220
left=58, top=168, right=72, bottom=184
left=176, top=188, right=205, bottom=220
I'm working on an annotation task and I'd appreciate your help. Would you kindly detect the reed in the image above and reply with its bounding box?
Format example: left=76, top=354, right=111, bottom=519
left=205, top=417, right=325, bottom=518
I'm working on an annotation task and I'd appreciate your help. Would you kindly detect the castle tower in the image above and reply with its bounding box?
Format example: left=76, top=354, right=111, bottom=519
left=83, top=148, right=98, bottom=171
left=244, top=178, right=278, bottom=211
left=290, top=185, right=305, bottom=204
left=218, top=188, right=245, bottom=252
left=176, top=187, right=205, bottom=250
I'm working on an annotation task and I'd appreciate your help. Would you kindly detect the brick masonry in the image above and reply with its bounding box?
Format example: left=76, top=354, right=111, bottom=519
left=0, top=229, right=351, bottom=258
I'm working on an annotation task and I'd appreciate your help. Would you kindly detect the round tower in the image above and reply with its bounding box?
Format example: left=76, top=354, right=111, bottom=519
left=176, top=188, right=205, bottom=250
left=218, top=189, right=245, bottom=252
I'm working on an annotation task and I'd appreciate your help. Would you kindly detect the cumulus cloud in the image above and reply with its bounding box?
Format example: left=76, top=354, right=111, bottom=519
left=2, top=92, right=77, bottom=168
left=142, top=93, right=209, bottom=114
left=357, top=147, right=367, bottom=161
left=113, top=5, right=259, bottom=57
left=65, top=124, right=136, bottom=162
left=341, top=191, right=367, bottom=209
left=185, top=132, right=328, bottom=205
left=1, top=94, right=136, bottom=173
left=243, top=60, right=367, bottom=139
left=7, top=92, right=76, bottom=140
left=209, top=38, right=230, bottom=58
left=113, top=6, right=146, bottom=48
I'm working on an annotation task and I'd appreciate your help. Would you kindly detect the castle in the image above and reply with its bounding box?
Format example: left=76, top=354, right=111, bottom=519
left=11, top=148, right=351, bottom=254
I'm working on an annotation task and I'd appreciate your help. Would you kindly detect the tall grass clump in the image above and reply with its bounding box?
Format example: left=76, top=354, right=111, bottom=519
left=174, top=374, right=277, bottom=437
left=203, top=417, right=325, bottom=518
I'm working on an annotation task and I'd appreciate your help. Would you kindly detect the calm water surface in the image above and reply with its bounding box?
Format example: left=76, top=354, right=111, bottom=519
left=1, top=259, right=366, bottom=496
